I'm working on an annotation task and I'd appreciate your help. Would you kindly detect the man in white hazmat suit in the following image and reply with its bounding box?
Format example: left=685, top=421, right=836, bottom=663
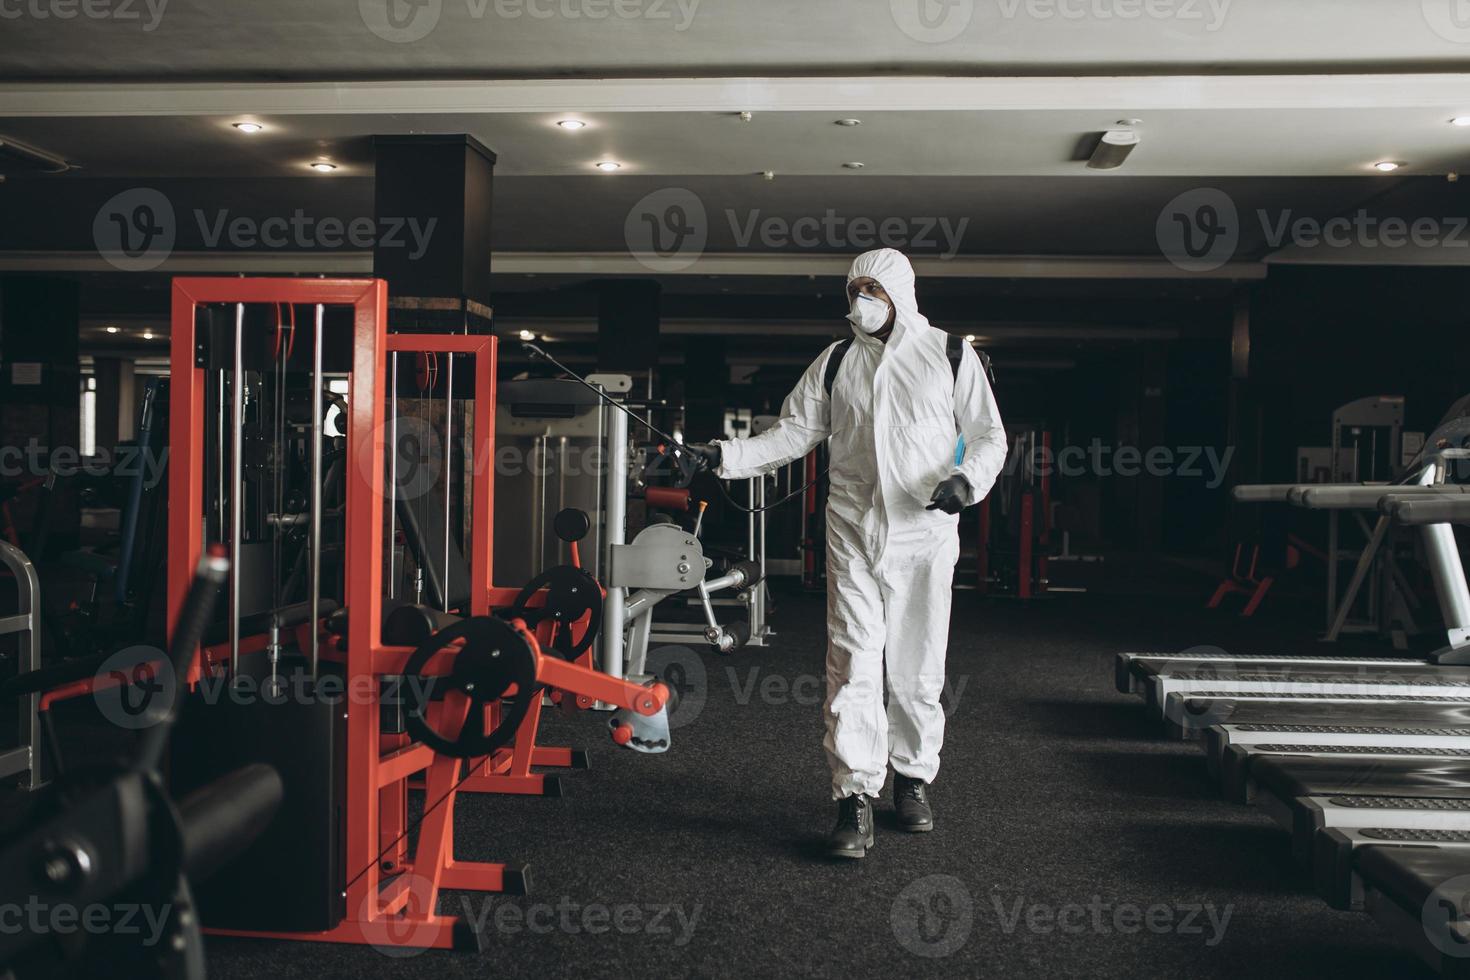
left=685, top=248, right=1008, bottom=859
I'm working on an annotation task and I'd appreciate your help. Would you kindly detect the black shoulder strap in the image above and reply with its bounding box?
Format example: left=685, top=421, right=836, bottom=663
left=949, top=335, right=997, bottom=387
left=823, top=339, right=853, bottom=398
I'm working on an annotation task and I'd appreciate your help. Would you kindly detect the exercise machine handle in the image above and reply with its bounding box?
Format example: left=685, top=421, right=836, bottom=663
left=178, top=763, right=284, bottom=882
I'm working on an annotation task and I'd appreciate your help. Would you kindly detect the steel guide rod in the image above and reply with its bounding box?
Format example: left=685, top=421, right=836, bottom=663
left=229, top=301, right=244, bottom=674
left=309, top=303, right=324, bottom=678
left=443, top=353, right=454, bottom=614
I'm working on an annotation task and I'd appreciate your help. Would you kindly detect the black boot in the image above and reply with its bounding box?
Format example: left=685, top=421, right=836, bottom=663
left=893, top=775, right=934, bottom=833
left=826, top=794, right=875, bottom=859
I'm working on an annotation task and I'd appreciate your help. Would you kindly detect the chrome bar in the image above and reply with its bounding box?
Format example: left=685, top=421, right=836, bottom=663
left=442, top=353, right=454, bottom=613
left=230, top=302, right=244, bottom=674
left=602, top=403, right=629, bottom=682
left=388, top=352, right=398, bottom=599
left=0, top=542, right=42, bottom=790
left=309, top=304, right=324, bottom=678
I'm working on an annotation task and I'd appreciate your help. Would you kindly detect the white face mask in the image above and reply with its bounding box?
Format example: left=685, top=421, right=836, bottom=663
left=847, top=293, right=891, bottom=334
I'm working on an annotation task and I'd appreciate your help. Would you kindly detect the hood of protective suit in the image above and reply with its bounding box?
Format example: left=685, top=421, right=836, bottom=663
left=845, top=248, right=932, bottom=349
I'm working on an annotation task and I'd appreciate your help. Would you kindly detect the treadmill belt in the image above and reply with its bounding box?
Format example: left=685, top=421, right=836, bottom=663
left=1329, top=797, right=1470, bottom=811
left=1255, top=756, right=1470, bottom=800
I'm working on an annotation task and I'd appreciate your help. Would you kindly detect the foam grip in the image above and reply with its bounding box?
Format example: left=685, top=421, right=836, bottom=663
left=645, top=486, right=692, bottom=512
left=730, top=560, right=764, bottom=589
left=719, top=621, right=751, bottom=654
left=178, top=763, right=284, bottom=883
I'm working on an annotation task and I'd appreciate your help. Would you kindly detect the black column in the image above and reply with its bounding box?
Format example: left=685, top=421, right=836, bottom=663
left=0, top=277, right=81, bottom=548
left=596, top=280, right=661, bottom=375
left=373, top=135, right=496, bottom=333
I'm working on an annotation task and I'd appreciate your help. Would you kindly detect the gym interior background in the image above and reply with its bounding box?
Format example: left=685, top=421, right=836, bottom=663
left=2, top=3, right=1470, bottom=978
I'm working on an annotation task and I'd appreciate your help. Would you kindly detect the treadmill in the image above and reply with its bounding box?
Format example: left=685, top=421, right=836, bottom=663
left=1209, top=489, right=1470, bottom=786
left=1123, top=454, right=1470, bottom=731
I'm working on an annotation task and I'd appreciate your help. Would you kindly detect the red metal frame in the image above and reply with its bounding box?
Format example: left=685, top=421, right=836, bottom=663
left=168, top=278, right=662, bottom=952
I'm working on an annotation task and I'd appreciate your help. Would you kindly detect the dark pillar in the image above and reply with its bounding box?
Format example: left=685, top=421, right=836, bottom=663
left=683, top=336, right=729, bottom=442
left=596, top=280, right=661, bottom=376
left=0, top=277, right=81, bottom=548
left=373, top=135, right=496, bottom=333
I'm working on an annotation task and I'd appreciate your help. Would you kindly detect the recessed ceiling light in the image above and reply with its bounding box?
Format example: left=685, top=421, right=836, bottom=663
left=595, top=161, right=621, bottom=172
left=1373, top=160, right=1403, bottom=172
left=518, top=329, right=536, bottom=341
left=104, top=325, right=119, bottom=334
left=233, top=122, right=263, bottom=134
left=142, top=331, right=154, bottom=340
left=835, top=118, right=862, bottom=127
left=964, top=334, right=976, bottom=343
left=557, top=119, right=586, bottom=130
left=842, top=161, right=865, bottom=170
left=1452, top=117, right=1470, bottom=127
left=310, top=161, right=338, bottom=173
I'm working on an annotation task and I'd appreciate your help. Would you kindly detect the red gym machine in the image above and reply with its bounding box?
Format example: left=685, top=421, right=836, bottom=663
left=167, top=278, right=666, bottom=951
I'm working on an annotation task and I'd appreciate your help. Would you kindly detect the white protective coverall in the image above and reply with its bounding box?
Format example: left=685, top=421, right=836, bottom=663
left=716, top=248, right=1008, bottom=798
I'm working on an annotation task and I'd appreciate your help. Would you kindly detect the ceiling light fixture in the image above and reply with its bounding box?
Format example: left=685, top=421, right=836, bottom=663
left=964, top=334, right=976, bottom=343
left=1452, top=117, right=1470, bottom=127
left=104, top=325, right=119, bottom=334
left=142, top=331, right=154, bottom=340
left=1087, top=129, right=1140, bottom=170
left=310, top=161, right=338, bottom=172
left=835, top=118, right=862, bottom=127
left=842, top=161, right=865, bottom=170
left=1373, top=160, right=1403, bottom=172
left=233, top=122, right=263, bottom=134
left=518, top=329, right=536, bottom=341
left=595, top=161, right=621, bottom=172
left=557, top=119, right=586, bottom=130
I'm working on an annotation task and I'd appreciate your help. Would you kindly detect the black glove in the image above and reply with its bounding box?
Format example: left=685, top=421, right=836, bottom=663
left=683, top=442, right=722, bottom=472
left=926, top=475, right=971, bottom=515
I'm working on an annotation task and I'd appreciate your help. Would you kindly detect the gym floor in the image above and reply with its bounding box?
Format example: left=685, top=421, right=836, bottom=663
left=197, top=574, right=1423, bottom=980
